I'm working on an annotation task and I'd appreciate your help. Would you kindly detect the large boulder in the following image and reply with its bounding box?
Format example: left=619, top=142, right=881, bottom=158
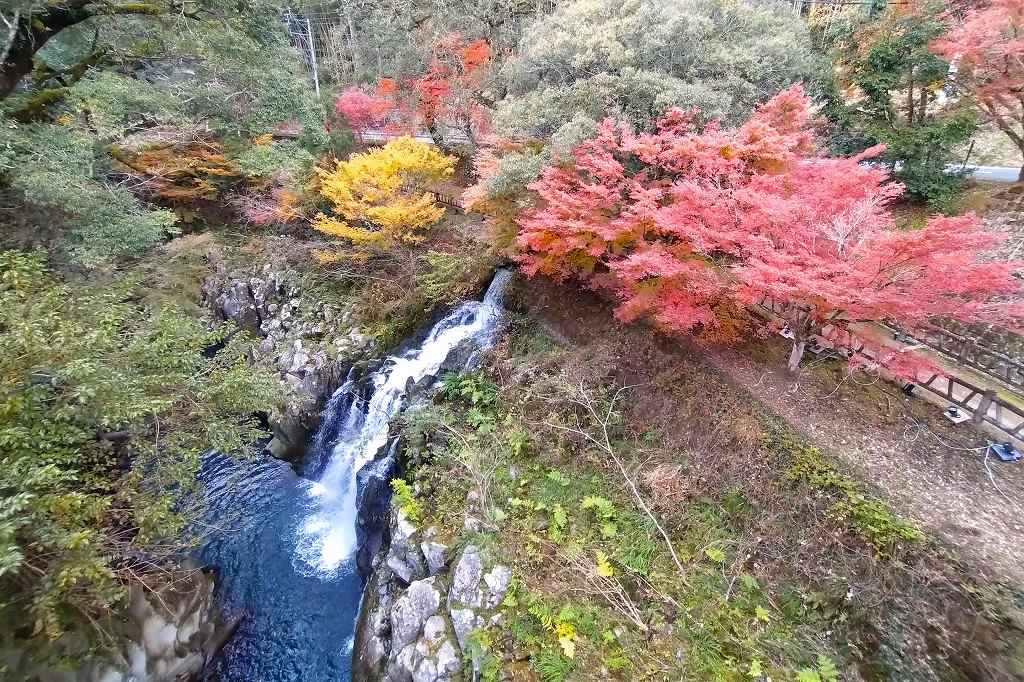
left=390, top=578, right=441, bottom=651
left=385, top=509, right=428, bottom=585
left=354, top=521, right=513, bottom=682
left=6, top=569, right=234, bottom=682
left=448, top=545, right=485, bottom=609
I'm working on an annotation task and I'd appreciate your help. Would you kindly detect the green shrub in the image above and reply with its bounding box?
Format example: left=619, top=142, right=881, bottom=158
left=0, top=251, right=281, bottom=663
left=464, top=629, right=501, bottom=682
left=532, top=646, right=575, bottom=682
left=441, top=371, right=499, bottom=408
left=233, top=140, right=317, bottom=178
left=0, top=123, right=178, bottom=264
left=391, top=478, right=424, bottom=524
left=415, top=249, right=496, bottom=307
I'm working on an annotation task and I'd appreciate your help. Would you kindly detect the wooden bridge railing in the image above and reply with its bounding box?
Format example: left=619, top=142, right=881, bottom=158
left=756, top=300, right=1024, bottom=441
left=884, top=323, right=1024, bottom=393
left=431, top=192, right=463, bottom=212
left=915, top=373, right=1024, bottom=441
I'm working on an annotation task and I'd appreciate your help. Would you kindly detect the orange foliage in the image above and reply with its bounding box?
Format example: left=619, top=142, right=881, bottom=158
left=110, top=141, right=243, bottom=205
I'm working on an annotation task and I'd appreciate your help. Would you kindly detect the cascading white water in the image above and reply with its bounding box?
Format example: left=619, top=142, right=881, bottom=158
left=293, top=269, right=512, bottom=577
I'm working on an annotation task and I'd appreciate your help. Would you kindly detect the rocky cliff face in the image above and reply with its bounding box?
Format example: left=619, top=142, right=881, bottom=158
left=354, top=508, right=512, bottom=682
left=7, top=569, right=235, bottom=682
left=203, top=264, right=377, bottom=461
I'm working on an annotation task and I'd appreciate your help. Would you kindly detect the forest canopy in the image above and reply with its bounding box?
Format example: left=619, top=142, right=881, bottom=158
left=493, top=0, right=824, bottom=139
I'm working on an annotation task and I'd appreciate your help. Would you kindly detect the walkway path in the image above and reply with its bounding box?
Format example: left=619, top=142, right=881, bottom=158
left=709, top=339, right=1024, bottom=586
left=964, top=165, right=1023, bottom=183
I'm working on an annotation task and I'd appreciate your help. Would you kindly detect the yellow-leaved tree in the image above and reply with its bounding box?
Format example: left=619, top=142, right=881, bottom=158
left=313, top=136, right=456, bottom=247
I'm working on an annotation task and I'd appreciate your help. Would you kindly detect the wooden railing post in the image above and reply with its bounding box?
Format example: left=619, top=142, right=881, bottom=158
left=974, top=390, right=997, bottom=424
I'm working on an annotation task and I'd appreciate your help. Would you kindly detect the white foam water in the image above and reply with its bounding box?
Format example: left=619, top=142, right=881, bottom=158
left=292, top=269, right=512, bottom=577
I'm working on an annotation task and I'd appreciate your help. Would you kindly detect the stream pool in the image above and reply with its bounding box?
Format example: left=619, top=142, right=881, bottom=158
left=196, top=270, right=511, bottom=681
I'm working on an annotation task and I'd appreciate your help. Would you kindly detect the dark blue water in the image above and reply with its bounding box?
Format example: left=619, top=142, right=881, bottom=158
left=195, top=270, right=512, bottom=681
left=196, top=453, right=362, bottom=681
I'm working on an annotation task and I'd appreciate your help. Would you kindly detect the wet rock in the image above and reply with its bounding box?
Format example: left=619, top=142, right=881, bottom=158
left=391, top=578, right=441, bottom=650
left=353, top=559, right=399, bottom=681
left=421, top=541, right=448, bottom=576
left=204, top=266, right=377, bottom=465
left=386, top=509, right=427, bottom=585
left=267, top=411, right=316, bottom=462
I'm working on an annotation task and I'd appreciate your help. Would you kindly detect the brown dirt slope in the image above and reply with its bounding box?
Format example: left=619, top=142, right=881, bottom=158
left=508, top=273, right=1024, bottom=680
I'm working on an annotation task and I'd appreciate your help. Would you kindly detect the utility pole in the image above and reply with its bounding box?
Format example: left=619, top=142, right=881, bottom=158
left=305, top=15, right=321, bottom=99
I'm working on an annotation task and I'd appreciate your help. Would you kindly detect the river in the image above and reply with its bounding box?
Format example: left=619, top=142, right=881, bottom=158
left=196, top=270, right=512, bottom=681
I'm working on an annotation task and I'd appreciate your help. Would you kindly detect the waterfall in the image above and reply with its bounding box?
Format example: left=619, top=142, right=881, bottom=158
left=196, top=270, right=513, bottom=681
left=293, top=269, right=513, bottom=578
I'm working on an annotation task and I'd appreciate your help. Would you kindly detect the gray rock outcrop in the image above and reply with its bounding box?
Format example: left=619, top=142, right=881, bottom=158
left=353, top=507, right=512, bottom=682
left=203, top=265, right=377, bottom=461
left=4, top=570, right=233, bottom=682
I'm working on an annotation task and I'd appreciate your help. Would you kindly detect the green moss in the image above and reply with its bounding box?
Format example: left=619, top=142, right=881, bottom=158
left=761, top=415, right=923, bottom=553
left=9, top=88, right=68, bottom=123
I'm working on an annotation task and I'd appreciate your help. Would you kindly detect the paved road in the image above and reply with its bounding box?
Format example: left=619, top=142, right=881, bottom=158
left=360, top=131, right=435, bottom=144
left=957, top=164, right=1022, bottom=183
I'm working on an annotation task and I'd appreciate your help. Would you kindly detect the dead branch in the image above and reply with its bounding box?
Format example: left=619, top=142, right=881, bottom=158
left=538, top=380, right=691, bottom=583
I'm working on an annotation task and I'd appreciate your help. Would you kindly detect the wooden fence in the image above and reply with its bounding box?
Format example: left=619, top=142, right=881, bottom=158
left=432, top=192, right=463, bottom=213
left=757, top=300, right=1024, bottom=442
left=914, top=373, right=1024, bottom=441
left=886, top=324, right=1024, bottom=393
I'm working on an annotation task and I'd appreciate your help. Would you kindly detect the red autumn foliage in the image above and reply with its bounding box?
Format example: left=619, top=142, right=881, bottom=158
left=334, top=86, right=392, bottom=141
left=370, top=35, right=492, bottom=145
left=933, top=0, right=1024, bottom=180
left=516, top=85, right=1024, bottom=373
left=236, top=180, right=303, bottom=227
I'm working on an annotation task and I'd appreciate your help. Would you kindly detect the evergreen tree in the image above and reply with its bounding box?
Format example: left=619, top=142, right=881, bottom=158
left=830, top=0, right=975, bottom=212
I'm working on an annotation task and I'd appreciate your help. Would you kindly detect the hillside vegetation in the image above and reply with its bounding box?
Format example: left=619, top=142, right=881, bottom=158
left=1, top=0, right=1023, bottom=679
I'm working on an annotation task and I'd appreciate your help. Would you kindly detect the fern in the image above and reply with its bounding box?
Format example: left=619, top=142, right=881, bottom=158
left=533, top=647, right=575, bottom=682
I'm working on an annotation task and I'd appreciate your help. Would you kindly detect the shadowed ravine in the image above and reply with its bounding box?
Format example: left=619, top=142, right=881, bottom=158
left=196, top=270, right=512, bottom=681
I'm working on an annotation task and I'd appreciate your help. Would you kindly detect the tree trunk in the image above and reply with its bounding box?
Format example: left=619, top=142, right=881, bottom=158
left=0, top=46, right=35, bottom=98
left=0, top=1, right=92, bottom=99
left=344, top=11, right=360, bottom=80
left=906, top=71, right=915, bottom=125
left=1, top=2, right=171, bottom=99
left=788, top=339, right=807, bottom=373
left=1018, top=164, right=1024, bottom=184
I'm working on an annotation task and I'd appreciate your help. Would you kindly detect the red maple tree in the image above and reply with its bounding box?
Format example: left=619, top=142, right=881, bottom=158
left=337, top=37, right=492, bottom=150
left=372, top=36, right=492, bottom=149
left=334, top=86, right=392, bottom=142
left=517, top=85, right=1023, bottom=372
left=934, top=0, right=1024, bottom=181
